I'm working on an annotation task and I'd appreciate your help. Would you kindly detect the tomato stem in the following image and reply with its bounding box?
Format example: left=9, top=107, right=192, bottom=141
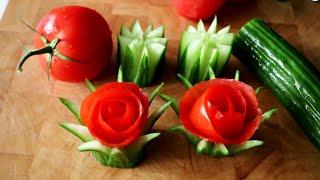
left=17, top=46, right=53, bottom=72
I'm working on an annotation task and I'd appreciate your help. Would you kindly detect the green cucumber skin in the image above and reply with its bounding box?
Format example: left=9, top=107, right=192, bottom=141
left=233, top=19, right=320, bottom=150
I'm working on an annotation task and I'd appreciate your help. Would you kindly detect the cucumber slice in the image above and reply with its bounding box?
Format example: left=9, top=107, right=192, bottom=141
left=145, top=25, right=153, bottom=34
left=59, top=98, right=82, bottom=124
left=187, top=25, right=197, bottom=32
left=217, top=25, right=231, bottom=34
left=146, top=38, right=167, bottom=46
left=208, top=16, right=218, bottom=33
left=118, top=21, right=167, bottom=86
left=78, top=140, right=112, bottom=154
left=125, top=133, right=160, bottom=162
left=210, top=33, right=234, bottom=46
left=118, top=35, right=133, bottom=65
left=177, top=18, right=234, bottom=84
left=146, top=43, right=166, bottom=82
left=198, top=42, right=213, bottom=82
left=133, top=50, right=149, bottom=86
left=215, top=44, right=232, bottom=75
left=184, top=40, right=202, bottom=79
left=125, top=38, right=144, bottom=81
left=197, top=20, right=206, bottom=32
left=60, top=123, right=93, bottom=142
left=179, top=31, right=202, bottom=57
left=130, top=20, right=143, bottom=35
left=120, top=26, right=134, bottom=38
left=227, top=140, right=263, bottom=154
left=146, top=26, right=164, bottom=38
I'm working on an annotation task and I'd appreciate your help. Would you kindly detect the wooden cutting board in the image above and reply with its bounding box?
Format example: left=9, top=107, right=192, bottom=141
left=1, top=0, right=320, bottom=179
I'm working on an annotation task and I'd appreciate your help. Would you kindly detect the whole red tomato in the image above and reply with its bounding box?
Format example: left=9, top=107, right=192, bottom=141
left=172, top=0, right=226, bottom=20
left=179, top=79, right=262, bottom=144
left=20, top=6, right=113, bottom=82
left=80, top=82, right=149, bottom=148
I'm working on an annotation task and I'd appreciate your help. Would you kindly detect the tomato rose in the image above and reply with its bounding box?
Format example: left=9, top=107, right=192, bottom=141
left=179, top=78, right=262, bottom=144
left=80, top=82, right=149, bottom=148
left=172, top=0, right=226, bottom=20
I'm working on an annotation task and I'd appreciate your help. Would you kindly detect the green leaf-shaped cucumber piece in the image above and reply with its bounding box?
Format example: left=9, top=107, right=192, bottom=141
left=255, top=86, right=265, bottom=95
left=208, top=65, right=216, bottom=80
left=78, top=141, right=132, bottom=168
left=196, top=139, right=213, bottom=154
left=196, top=140, right=229, bottom=157
left=145, top=38, right=167, bottom=46
left=168, top=125, right=201, bottom=148
left=60, top=123, right=93, bottom=142
left=209, top=49, right=219, bottom=74
left=107, top=148, right=132, bottom=168
left=234, top=70, right=240, bottom=80
left=124, top=38, right=144, bottom=81
left=149, top=82, right=164, bottom=104
left=144, top=101, right=172, bottom=133
left=184, top=40, right=202, bottom=80
left=262, top=109, right=278, bottom=123
left=227, top=140, right=264, bottom=155
left=211, top=143, right=229, bottom=157
left=177, top=73, right=193, bottom=89
left=120, top=25, right=135, bottom=38
left=197, top=20, right=206, bottom=32
left=217, top=25, right=231, bottom=34
left=198, top=41, right=213, bottom=82
left=78, top=140, right=112, bottom=154
left=210, top=33, right=234, bottom=46
left=133, top=50, right=149, bottom=86
left=130, top=20, right=143, bottom=35
left=208, top=16, right=218, bottom=33
left=118, top=35, right=133, bottom=65
left=85, top=79, right=96, bottom=92
left=146, top=26, right=164, bottom=38
left=59, top=97, right=82, bottom=124
left=145, top=25, right=153, bottom=34
left=117, top=65, right=124, bottom=82
left=179, top=31, right=202, bottom=59
left=125, top=132, right=161, bottom=163
left=215, top=44, right=232, bottom=75
left=158, top=93, right=179, bottom=115
left=146, top=42, right=166, bottom=82
left=186, top=25, right=197, bottom=32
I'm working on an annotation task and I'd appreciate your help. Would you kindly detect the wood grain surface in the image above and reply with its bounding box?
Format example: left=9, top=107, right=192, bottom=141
left=0, top=0, right=320, bottom=179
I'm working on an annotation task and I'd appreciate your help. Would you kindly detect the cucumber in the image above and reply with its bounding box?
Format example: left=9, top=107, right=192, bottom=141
left=233, top=19, right=320, bottom=150
left=177, top=16, right=234, bottom=84
left=118, top=20, right=167, bottom=87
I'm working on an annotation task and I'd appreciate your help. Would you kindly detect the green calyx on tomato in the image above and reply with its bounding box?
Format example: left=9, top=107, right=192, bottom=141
left=59, top=80, right=172, bottom=168
left=17, top=19, right=80, bottom=80
left=118, top=20, right=167, bottom=87
left=178, top=16, right=234, bottom=85
left=160, top=71, right=277, bottom=157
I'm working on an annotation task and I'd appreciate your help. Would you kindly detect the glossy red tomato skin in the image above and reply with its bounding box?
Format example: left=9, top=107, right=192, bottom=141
left=179, top=79, right=262, bottom=144
left=35, top=6, right=113, bottom=82
left=172, top=0, right=226, bottom=21
left=81, top=82, right=149, bottom=148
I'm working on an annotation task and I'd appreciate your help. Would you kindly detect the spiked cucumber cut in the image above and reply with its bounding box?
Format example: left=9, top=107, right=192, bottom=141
left=118, top=20, right=167, bottom=87
left=177, top=17, right=234, bottom=84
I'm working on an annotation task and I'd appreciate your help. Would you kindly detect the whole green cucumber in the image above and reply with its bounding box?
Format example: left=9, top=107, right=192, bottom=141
left=233, top=19, right=320, bottom=150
